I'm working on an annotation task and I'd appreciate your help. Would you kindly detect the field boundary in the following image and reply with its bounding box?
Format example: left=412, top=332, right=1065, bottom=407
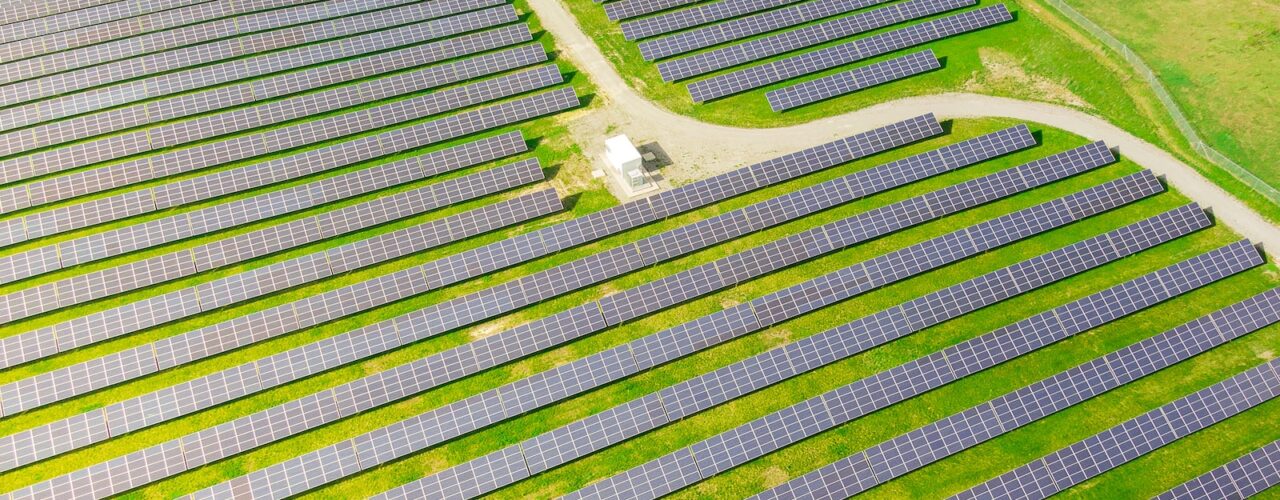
left=1041, top=0, right=1280, bottom=207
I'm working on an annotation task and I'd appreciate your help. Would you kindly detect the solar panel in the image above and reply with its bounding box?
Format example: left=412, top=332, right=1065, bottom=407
left=185, top=166, right=1163, bottom=500
left=635, top=0, right=892, bottom=58
left=1155, top=438, right=1280, bottom=500
left=605, top=0, right=699, bottom=21
left=757, top=275, right=1277, bottom=500
left=953, top=356, right=1280, bottom=500
left=766, top=50, right=940, bottom=111
left=1, top=59, right=554, bottom=218
left=659, top=0, right=971, bottom=82
left=687, top=4, right=1013, bottom=102
left=621, top=0, right=814, bottom=41
left=0, top=17, right=530, bottom=136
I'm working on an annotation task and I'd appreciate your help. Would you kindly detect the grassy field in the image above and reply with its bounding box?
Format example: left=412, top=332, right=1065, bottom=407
left=1064, top=0, right=1280, bottom=188
left=2, top=1, right=1280, bottom=499
left=560, top=0, right=1280, bottom=224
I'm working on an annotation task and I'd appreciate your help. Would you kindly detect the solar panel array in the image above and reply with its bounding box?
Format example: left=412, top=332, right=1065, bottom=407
left=0, top=85, right=575, bottom=288
left=12, top=122, right=1025, bottom=480
left=1155, top=439, right=1280, bottom=500
left=753, top=274, right=1278, bottom=500
left=186, top=163, right=1162, bottom=500
left=0, top=5, right=523, bottom=135
left=0, top=32, right=540, bottom=164
left=0, top=8, right=1266, bottom=495
left=0, top=0, right=432, bottom=83
left=0, top=0, right=513, bottom=108
left=634, top=0, right=892, bottom=58
left=0, top=125, right=1039, bottom=476
left=0, top=116, right=941, bottom=497
left=0, top=39, right=544, bottom=207
left=372, top=171, right=1194, bottom=500
left=0, top=159, right=557, bottom=343
left=0, top=159, right=547, bottom=378
left=562, top=208, right=1244, bottom=500
left=953, top=355, right=1280, bottom=500
left=0, top=17, right=531, bottom=207
left=0, top=115, right=941, bottom=419
left=766, top=50, right=940, bottom=111
left=0, top=70, right=558, bottom=258
left=687, top=4, right=1012, bottom=102
left=658, top=0, right=971, bottom=82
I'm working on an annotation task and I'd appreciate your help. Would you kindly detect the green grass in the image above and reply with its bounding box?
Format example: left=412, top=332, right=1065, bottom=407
left=559, top=0, right=1280, bottom=223
left=1063, top=0, right=1280, bottom=189
left=1, top=1, right=1278, bottom=498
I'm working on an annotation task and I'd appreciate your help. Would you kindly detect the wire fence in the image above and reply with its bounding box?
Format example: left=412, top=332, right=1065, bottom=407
left=1043, top=0, right=1280, bottom=206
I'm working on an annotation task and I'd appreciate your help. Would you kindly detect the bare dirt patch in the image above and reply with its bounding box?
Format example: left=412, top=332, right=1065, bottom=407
left=963, top=48, right=1091, bottom=109
left=762, top=466, right=790, bottom=487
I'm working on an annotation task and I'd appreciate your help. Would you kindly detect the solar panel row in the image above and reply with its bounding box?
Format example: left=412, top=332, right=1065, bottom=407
left=0, top=141, right=547, bottom=329
left=0, top=33, right=539, bottom=162
left=381, top=189, right=1210, bottom=500
left=636, top=0, right=891, bottom=60
left=658, top=0, right=971, bottom=82
left=0, top=7, right=523, bottom=135
left=577, top=238, right=1256, bottom=500
left=0, top=126, right=1036, bottom=478
left=0, top=116, right=941, bottom=496
left=186, top=169, right=1162, bottom=500
left=0, top=0, right=426, bottom=84
left=0, top=0, right=118, bottom=27
left=953, top=340, right=1280, bottom=499
left=0, top=159, right=546, bottom=378
left=605, top=0, right=699, bottom=21
left=687, top=4, right=1012, bottom=102
left=753, top=258, right=1275, bottom=500
left=0, top=0, right=207, bottom=44
left=0, top=61, right=557, bottom=239
left=0, top=13, right=530, bottom=184
left=621, top=0, right=816, bottom=41
left=766, top=50, right=940, bottom=111
left=1155, top=439, right=1280, bottom=500
left=0, top=85, right=572, bottom=288
left=0, top=0, right=312, bottom=63
left=0, top=0, right=511, bottom=108
left=0, top=115, right=940, bottom=417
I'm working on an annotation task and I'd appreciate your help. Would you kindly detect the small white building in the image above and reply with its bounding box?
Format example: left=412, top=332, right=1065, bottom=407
left=604, top=135, right=646, bottom=188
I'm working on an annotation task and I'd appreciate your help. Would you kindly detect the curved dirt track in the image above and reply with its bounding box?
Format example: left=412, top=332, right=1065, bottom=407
left=532, top=0, right=1280, bottom=252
